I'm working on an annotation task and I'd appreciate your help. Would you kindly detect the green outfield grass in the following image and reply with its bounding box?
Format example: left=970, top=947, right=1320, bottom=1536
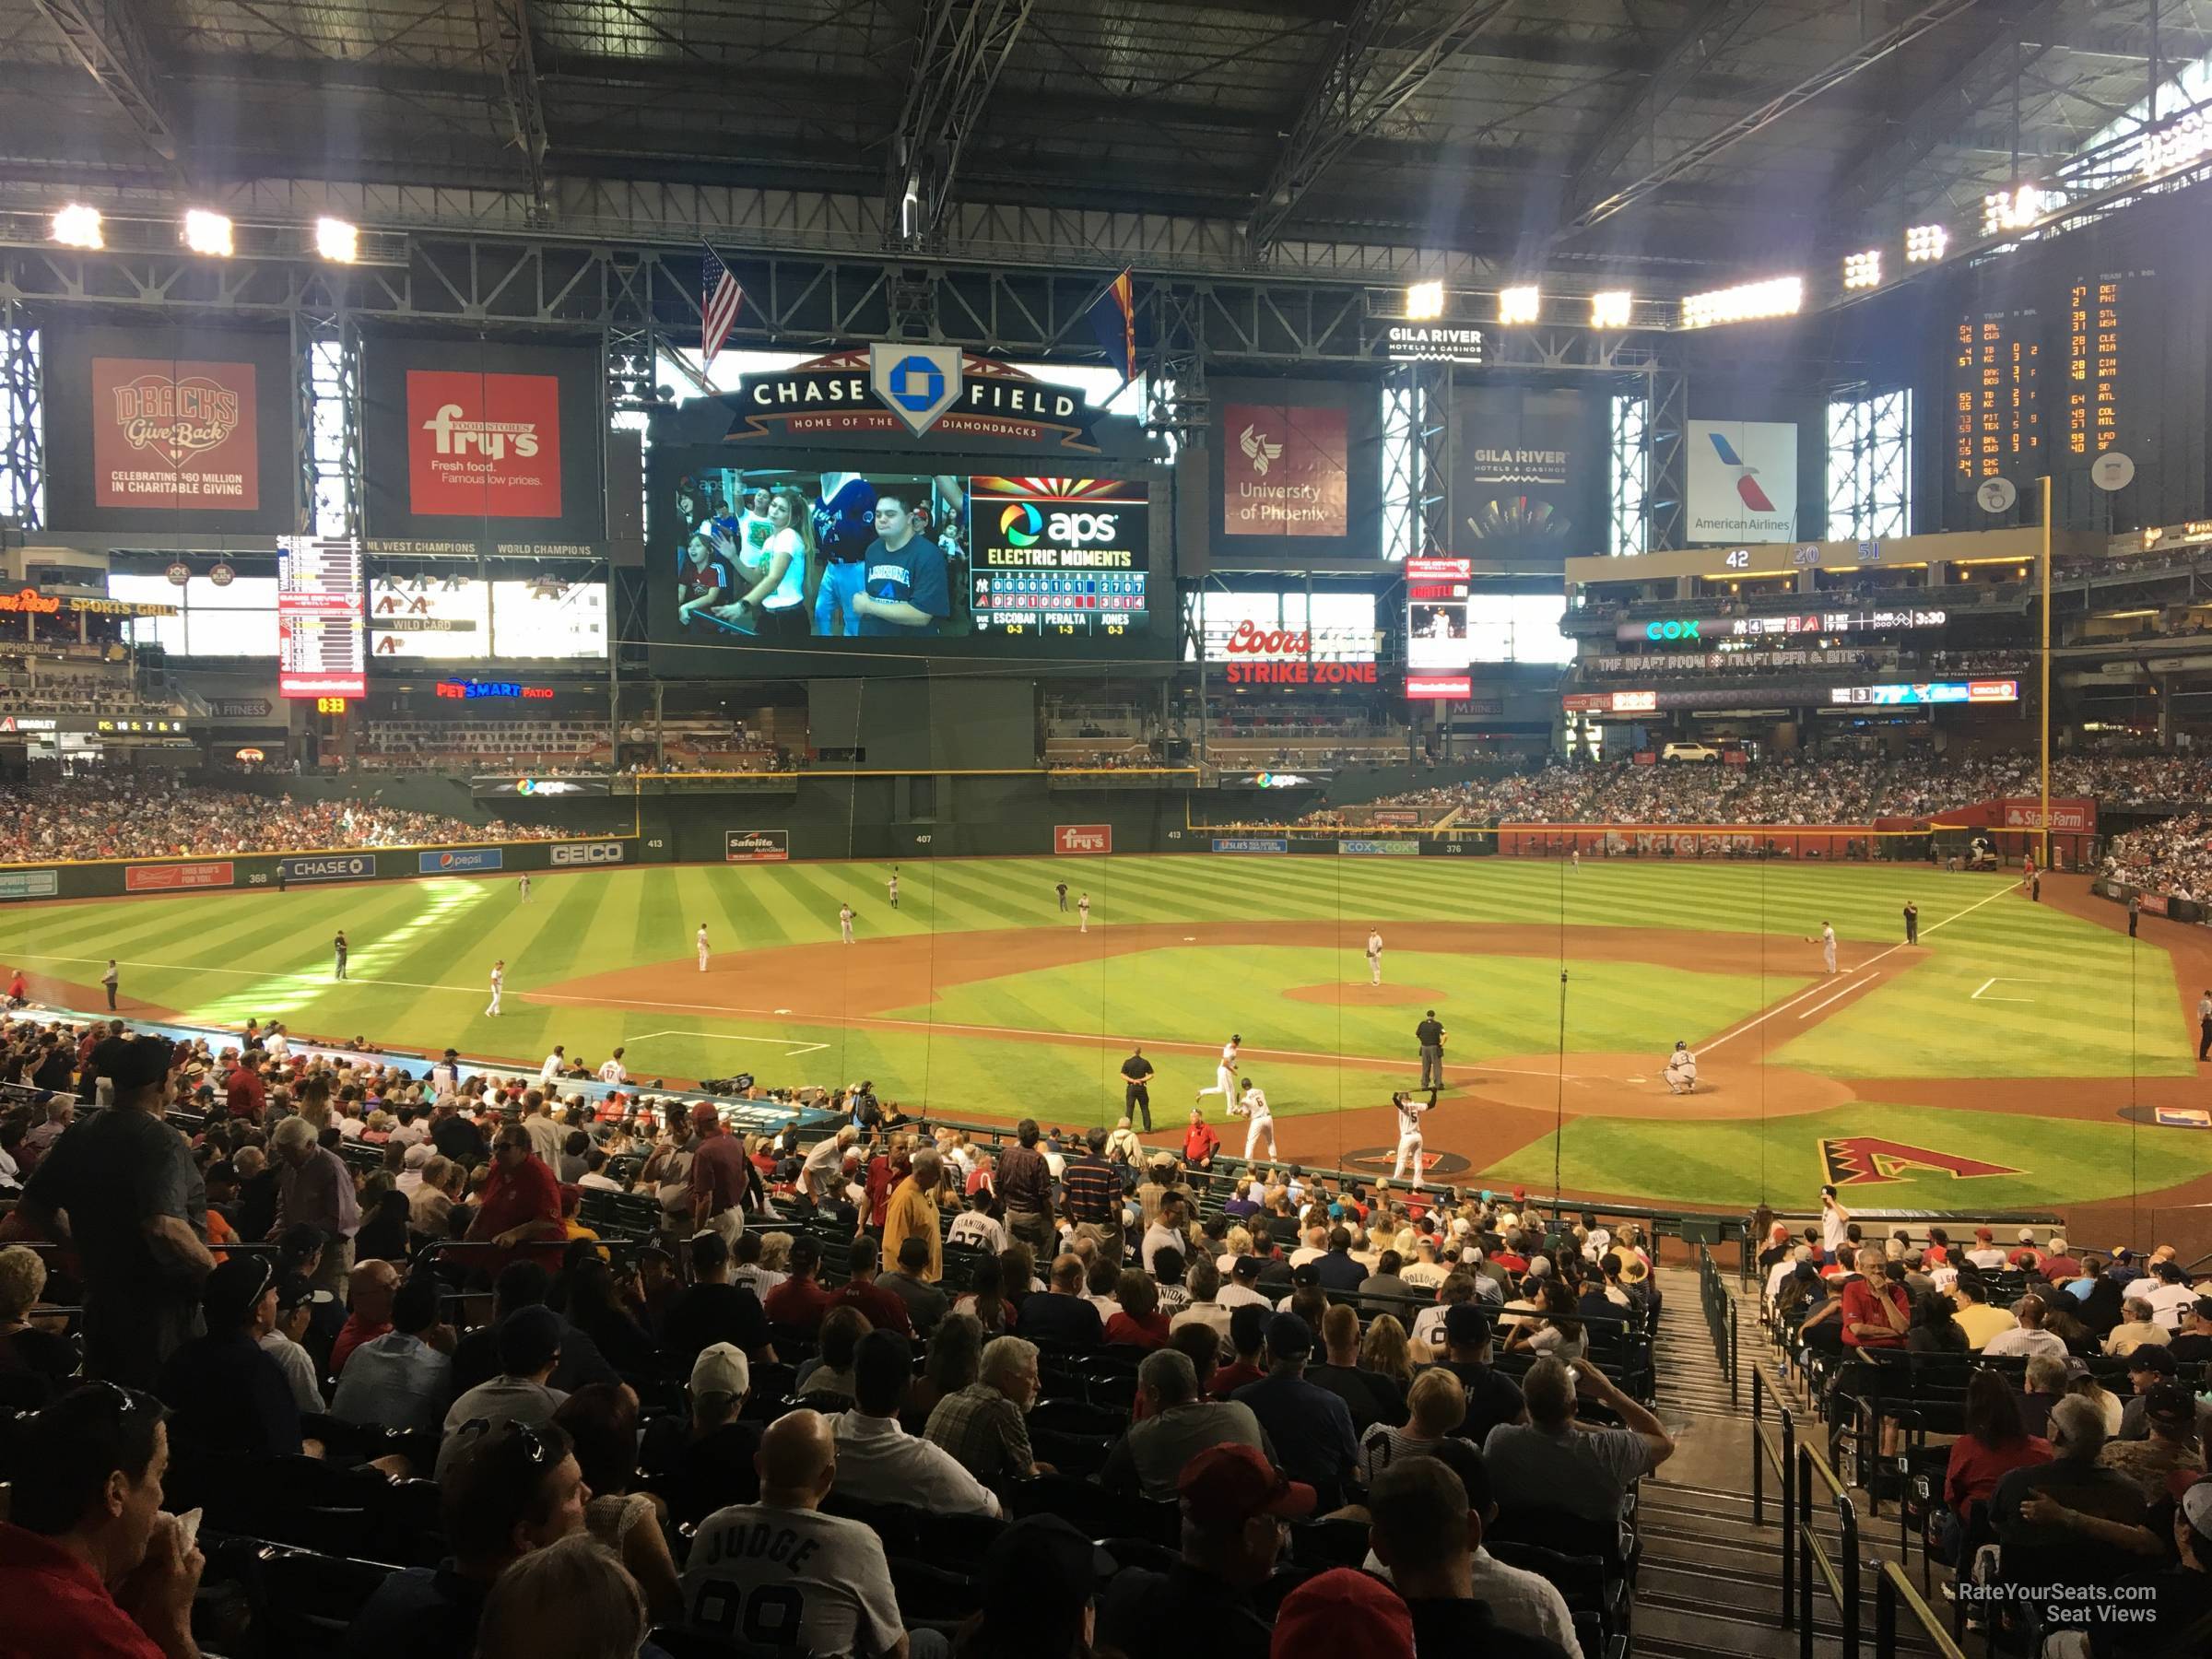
left=0, top=855, right=2194, bottom=1208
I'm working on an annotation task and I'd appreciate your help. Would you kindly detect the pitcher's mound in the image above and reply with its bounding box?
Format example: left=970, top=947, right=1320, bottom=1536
left=1282, top=983, right=1445, bottom=1006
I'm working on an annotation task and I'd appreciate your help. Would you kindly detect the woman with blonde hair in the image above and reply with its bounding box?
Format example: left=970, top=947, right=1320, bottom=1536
left=1217, top=1225, right=1253, bottom=1277
left=1358, top=1365, right=1467, bottom=1483
left=722, top=484, right=815, bottom=638
left=756, top=1230, right=794, bottom=1275
left=1360, top=1312, right=1416, bottom=1391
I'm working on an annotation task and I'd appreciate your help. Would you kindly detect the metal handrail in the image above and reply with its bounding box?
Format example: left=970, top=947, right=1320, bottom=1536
left=1697, top=1245, right=1739, bottom=1406
left=1797, top=1437, right=1862, bottom=1659
left=1751, top=1369, right=1797, bottom=1629
left=1874, top=1560, right=1968, bottom=1659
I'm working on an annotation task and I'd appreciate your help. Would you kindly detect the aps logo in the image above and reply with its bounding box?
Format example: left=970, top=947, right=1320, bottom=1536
left=998, top=501, right=1120, bottom=546
left=1705, top=430, right=1777, bottom=512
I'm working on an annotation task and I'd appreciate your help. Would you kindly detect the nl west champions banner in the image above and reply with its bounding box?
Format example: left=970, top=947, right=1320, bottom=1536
left=1686, top=419, right=1799, bottom=544
left=41, top=323, right=295, bottom=534
left=361, top=335, right=605, bottom=552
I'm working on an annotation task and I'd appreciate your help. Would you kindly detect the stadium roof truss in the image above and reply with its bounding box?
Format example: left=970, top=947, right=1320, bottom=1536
left=0, top=0, right=2200, bottom=298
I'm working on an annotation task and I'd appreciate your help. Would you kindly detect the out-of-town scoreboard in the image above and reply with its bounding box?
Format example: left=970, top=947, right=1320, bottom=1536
left=1950, top=308, right=2040, bottom=488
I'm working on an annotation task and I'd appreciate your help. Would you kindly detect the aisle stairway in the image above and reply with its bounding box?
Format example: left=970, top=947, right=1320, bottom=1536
left=1629, top=1265, right=1936, bottom=1658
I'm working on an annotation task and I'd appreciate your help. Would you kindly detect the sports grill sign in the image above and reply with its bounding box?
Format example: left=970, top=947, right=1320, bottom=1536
left=41, top=324, right=295, bottom=534
left=1054, top=824, right=1112, bottom=855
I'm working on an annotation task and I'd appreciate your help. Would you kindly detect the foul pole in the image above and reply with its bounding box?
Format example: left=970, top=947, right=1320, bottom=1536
left=2040, top=473, right=2053, bottom=868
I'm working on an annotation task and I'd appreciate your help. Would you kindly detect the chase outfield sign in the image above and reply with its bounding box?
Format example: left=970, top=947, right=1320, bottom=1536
left=722, top=349, right=1101, bottom=452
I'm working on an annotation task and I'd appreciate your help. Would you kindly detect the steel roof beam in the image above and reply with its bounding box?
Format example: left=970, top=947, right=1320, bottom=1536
left=1560, top=0, right=1987, bottom=236
left=478, top=0, right=550, bottom=214
left=27, top=0, right=182, bottom=172
left=885, top=0, right=1038, bottom=250
left=1559, top=0, right=1771, bottom=227
left=1247, top=0, right=1514, bottom=255
left=1830, top=0, right=2064, bottom=217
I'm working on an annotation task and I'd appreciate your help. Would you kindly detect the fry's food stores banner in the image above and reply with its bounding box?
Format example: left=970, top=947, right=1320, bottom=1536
left=362, top=335, right=606, bottom=556
left=41, top=323, right=296, bottom=534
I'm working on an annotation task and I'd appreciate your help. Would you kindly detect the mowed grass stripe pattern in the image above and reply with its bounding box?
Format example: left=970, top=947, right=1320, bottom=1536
left=0, top=856, right=2187, bottom=1210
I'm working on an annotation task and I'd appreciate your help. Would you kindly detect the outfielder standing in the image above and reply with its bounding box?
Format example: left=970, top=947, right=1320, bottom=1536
left=518, top=874, right=532, bottom=904
left=486, top=959, right=504, bottom=1017
left=839, top=903, right=856, bottom=944
left=888, top=867, right=900, bottom=910
left=1367, top=928, right=1383, bottom=986
left=1195, top=1034, right=1241, bottom=1103
left=1077, top=892, right=1091, bottom=934
left=697, top=924, right=711, bottom=973
left=1390, top=1090, right=1431, bottom=1181
left=1234, top=1077, right=1277, bottom=1163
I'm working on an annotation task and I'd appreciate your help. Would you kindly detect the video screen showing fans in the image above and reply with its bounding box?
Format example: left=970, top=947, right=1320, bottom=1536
left=661, top=465, right=1150, bottom=647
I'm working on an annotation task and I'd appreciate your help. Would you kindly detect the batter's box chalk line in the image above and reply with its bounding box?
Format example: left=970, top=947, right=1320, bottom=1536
left=629, top=1029, right=830, bottom=1056
left=1971, top=976, right=2050, bottom=1004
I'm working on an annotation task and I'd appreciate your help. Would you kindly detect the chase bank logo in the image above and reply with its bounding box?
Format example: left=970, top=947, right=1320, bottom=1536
left=868, top=343, right=963, bottom=438
left=1000, top=503, right=1043, bottom=547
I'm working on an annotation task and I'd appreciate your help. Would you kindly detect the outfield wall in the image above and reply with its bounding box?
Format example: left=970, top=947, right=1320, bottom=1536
left=0, top=836, right=641, bottom=903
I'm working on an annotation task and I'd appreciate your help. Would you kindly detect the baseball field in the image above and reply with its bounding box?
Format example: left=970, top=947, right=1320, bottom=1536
left=2, top=853, right=2206, bottom=1213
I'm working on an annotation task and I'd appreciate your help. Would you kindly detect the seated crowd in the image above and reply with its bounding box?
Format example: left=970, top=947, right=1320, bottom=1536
left=1313, top=749, right=2212, bottom=830
left=0, top=1013, right=1682, bottom=1659
left=0, top=778, right=589, bottom=863
left=1758, top=1206, right=2212, bottom=1653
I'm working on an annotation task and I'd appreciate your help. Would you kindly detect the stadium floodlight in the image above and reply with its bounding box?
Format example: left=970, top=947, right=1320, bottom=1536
left=1904, top=224, right=1948, bottom=264
left=1678, top=276, right=1803, bottom=330
left=51, top=204, right=102, bottom=249
left=1498, top=285, right=1541, bottom=324
left=182, top=209, right=233, bottom=257
left=1841, top=250, right=1881, bottom=290
left=313, top=217, right=358, bottom=263
left=1982, top=184, right=2044, bottom=236
left=1403, top=279, right=1445, bottom=321
left=1589, top=290, right=1633, bottom=329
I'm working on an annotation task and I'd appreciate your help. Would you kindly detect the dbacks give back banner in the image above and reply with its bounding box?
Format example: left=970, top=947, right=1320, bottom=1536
left=42, top=324, right=295, bottom=534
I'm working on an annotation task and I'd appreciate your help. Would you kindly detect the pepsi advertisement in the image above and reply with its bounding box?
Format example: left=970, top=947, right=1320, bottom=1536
left=648, top=455, right=1159, bottom=673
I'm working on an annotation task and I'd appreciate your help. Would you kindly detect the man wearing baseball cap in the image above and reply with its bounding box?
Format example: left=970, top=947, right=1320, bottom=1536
left=1228, top=1312, right=1359, bottom=1510
left=1428, top=1304, right=1529, bottom=1445
left=156, top=1254, right=304, bottom=1459
left=1269, top=1568, right=1415, bottom=1659
left=687, top=1101, right=750, bottom=1245
left=1963, top=1227, right=2007, bottom=1272
left=2171, top=1295, right=2212, bottom=1366
left=1099, top=1443, right=1310, bottom=1659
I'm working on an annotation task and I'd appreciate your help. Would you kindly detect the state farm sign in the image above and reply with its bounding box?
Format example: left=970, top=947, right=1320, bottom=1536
left=1054, top=824, right=1112, bottom=855
left=2000, top=797, right=2096, bottom=834
left=406, top=371, right=562, bottom=518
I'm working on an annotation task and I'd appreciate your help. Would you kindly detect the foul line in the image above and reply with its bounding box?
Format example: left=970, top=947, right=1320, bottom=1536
left=1971, top=976, right=2043, bottom=1004
left=1700, top=880, right=2018, bottom=1053
left=1798, top=971, right=1880, bottom=1019
left=629, top=1028, right=830, bottom=1057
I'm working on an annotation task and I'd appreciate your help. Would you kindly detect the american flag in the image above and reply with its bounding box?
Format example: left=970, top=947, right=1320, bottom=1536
left=700, top=247, right=743, bottom=362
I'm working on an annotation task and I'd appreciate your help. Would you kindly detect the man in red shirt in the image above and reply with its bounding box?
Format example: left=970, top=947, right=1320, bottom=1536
left=329, top=1257, right=400, bottom=1378
left=687, top=1102, right=750, bottom=1240
left=761, top=1234, right=838, bottom=1333
left=0, top=1382, right=206, bottom=1658
left=1840, top=1259, right=1911, bottom=1349
left=1183, top=1107, right=1220, bottom=1170
left=466, top=1124, right=567, bottom=1275
left=830, top=1234, right=914, bottom=1335
left=221, top=1052, right=265, bottom=1123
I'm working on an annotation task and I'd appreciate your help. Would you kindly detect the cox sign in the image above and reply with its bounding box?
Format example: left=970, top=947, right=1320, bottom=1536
left=1644, top=618, right=1702, bottom=642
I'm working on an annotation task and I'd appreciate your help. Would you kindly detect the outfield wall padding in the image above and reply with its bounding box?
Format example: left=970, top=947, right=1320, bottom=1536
left=0, top=836, right=641, bottom=902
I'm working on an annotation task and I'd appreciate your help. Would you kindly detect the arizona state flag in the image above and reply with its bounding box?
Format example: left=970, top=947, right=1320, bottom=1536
left=1085, top=268, right=1137, bottom=385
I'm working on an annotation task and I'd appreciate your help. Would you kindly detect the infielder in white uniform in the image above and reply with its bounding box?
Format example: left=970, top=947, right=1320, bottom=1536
left=1233, top=1077, right=1277, bottom=1162
left=1807, top=921, right=1838, bottom=975
left=1077, top=893, right=1091, bottom=934
left=1665, top=1041, right=1698, bottom=1095
left=1195, top=1035, right=1241, bottom=1103
left=485, top=959, right=504, bottom=1017
left=1390, top=1089, right=1431, bottom=1180
left=1367, top=928, right=1383, bottom=986
left=697, top=924, right=711, bottom=972
left=839, top=903, right=855, bottom=944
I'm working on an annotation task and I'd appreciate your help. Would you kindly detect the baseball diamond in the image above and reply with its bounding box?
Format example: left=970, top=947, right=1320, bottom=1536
left=2, top=853, right=2205, bottom=1215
